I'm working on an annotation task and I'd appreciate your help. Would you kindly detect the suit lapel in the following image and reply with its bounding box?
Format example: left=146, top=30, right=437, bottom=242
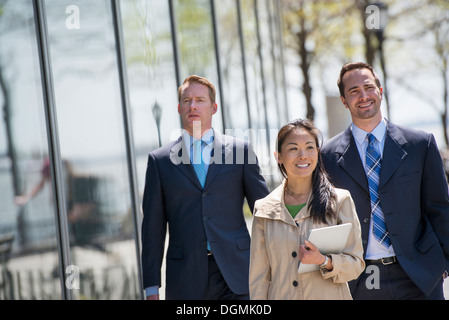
left=203, top=131, right=231, bottom=189
left=334, top=122, right=408, bottom=192
left=336, top=127, right=369, bottom=193
left=169, top=136, right=203, bottom=189
left=379, top=121, right=408, bottom=189
left=169, top=131, right=233, bottom=190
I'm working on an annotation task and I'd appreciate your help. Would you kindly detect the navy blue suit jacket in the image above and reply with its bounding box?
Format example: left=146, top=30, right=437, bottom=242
left=141, top=131, right=269, bottom=299
left=321, top=121, right=449, bottom=296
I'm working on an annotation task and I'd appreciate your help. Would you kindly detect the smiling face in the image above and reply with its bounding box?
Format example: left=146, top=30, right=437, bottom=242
left=178, top=81, right=217, bottom=138
left=340, top=68, right=383, bottom=130
left=276, top=128, right=318, bottom=181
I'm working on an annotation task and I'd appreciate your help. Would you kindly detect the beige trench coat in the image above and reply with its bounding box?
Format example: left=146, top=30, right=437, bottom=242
left=249, top=182, right=365, bottom=300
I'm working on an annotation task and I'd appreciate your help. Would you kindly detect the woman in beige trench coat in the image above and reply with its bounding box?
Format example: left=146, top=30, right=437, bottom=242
left=249, top=119, right=364, bottom=300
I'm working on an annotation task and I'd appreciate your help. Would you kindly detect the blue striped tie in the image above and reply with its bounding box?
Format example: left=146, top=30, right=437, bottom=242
left=192, top=139, right=207, bottom=188
left=366, top=133, right=391, bottom=248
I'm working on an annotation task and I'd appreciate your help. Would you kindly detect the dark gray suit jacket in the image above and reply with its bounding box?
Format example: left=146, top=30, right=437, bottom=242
left=141, top=130, right=269, bottom=299
left=321, top=121, right=449, bottom=296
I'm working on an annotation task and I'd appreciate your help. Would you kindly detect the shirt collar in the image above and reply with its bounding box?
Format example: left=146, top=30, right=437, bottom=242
left=182, top=128, right=215, bottom=147
left=351, top=118, right=387, bottom=144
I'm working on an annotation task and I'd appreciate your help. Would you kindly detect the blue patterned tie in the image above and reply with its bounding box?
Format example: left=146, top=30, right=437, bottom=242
left=192, top=139, right=207, bottom=188
left=366, top=133, right=391, bottom=248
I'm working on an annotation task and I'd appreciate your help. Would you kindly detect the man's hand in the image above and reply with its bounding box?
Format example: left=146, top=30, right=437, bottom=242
left=146, top=294, right=159, bottom=300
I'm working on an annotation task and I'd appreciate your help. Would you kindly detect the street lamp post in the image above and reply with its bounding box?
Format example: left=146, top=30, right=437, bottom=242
left=152, top=101, right=162, bottom=148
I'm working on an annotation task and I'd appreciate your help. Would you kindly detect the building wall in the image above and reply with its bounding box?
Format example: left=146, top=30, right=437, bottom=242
left=0, top=0, right=288, bottom=299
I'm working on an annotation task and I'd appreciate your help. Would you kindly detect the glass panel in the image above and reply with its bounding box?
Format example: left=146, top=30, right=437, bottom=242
left=174, top=0, right=224, bottom=133
left=270, top=0, right=289, bottom=125
left=239, top=0, right=274, bottom=182
left=120, top=0, right=181, bottom=194
left=255, top=0, right=282, bottom=184
left=215, top=0, right=250, bottom=131
left=44, top=0, right=139, bottom=299
left=0, top=0, right=62, bottom=299
left=258, top=0, right=281, bottom=130
left=240, top=0, right=266, bottom=133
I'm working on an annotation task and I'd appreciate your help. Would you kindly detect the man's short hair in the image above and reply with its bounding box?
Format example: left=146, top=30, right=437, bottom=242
left=178, top=75, right=216, bottom=104
left=337, top=62, right=382, bottom=98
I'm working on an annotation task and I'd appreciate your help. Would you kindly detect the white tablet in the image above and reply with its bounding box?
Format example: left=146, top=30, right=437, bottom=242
left=297, top=223, right=352, bottom=274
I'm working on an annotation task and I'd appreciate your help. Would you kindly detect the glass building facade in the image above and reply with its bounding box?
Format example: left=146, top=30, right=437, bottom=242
left=0, top=0, right=288, bottom=299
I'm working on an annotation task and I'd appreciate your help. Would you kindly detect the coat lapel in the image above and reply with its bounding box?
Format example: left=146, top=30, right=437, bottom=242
left=335, top=127, right=369, bottom=193
left=169, top=136, right=203, bottom=189
left=254, top=181, right=312, bottom=227
left=203, top=131, right=231, bottom=189
left=169, top=131, right=234, bottom=190
left=379, top=121, right=408, bottom=189
left=334, top=122, right=408, bottom=191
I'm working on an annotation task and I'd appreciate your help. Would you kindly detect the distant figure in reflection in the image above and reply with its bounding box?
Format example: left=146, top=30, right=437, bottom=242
left=141, top=75, right=269, bottom=300
left=14, top=157, right=52, bottom=246
left=14, top=158, right=105, bottom=251
left=14, top=158, right=51, bottom=206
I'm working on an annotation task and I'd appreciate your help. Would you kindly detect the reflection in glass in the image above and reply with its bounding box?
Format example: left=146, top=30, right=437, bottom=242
left=270, top=0, right=289, bottom=125
left=215, top=0, right=250, bottom=131
left=44, top=0, right=139, bottom=299
left=257, top=0, right=281, bottom=130
left=120, top=0, right=181, bottom=194
left=174, top=0, right=224, bottom=133
left=0, top=0, right=62, bottom=299
left=239, top=0, right=266, bottom=132
left=238, top=0, right=273, bottom=179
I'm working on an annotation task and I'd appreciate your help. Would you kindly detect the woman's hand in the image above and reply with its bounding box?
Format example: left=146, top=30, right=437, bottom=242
left=298, top=240, right=333, bottom=270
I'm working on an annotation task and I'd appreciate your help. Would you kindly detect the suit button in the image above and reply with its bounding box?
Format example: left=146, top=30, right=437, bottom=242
left=363, top=218, right=369, bottom=223
left=202, top=192, right=207, bottom=197
left=203, top=216, right=208, bottom=222
left=292, top=251, right=297, bottom=258
left=362, top=240, right=367, bottom=245
left=292, top=281, right=298, bottom=287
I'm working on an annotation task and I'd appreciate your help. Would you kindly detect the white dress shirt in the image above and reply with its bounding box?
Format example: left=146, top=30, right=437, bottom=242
left=182, top=128, right=214, bottom=171
left=351, top=119, right=396, bottom=259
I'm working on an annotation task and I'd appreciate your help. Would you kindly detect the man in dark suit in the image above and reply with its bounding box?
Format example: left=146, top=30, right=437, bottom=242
left=141, top=75, right=269, bottom=300
left=321, top=62, right=449, bottom=299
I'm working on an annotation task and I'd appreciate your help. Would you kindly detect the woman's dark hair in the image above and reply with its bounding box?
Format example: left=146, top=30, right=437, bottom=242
left=277, top=119, right=337, bottom=223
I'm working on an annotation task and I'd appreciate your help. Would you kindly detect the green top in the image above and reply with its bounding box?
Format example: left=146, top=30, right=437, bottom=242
left=285, top=203, right=307, bottom=219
